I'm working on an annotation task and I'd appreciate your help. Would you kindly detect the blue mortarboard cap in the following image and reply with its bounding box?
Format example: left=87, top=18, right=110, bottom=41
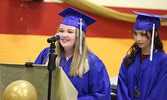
left=132, top=11, right=167, bottom=30
left=59, top=7, right=97, bottom=33
left=59, top=7, right=97, bottom=54
left=132, top=11, right=167, bottom=61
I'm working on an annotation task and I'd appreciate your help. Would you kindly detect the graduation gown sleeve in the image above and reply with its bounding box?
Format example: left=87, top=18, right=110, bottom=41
left=117, top=58, right=131, bottom=100
left=145, top=56, right=167, bottom=100
left=34, top=47, right=50, bottom=64
left=78, top=53, right=111, bottom=100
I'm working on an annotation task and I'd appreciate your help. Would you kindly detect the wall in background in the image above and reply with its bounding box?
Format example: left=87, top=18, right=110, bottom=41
left=0, top=0, right=167, bottom=77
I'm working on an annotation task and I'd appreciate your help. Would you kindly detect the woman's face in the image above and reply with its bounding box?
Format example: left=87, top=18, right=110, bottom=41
left=134, top=30, right=151, bottom=50
left=59, top=24, right=76, bottom=50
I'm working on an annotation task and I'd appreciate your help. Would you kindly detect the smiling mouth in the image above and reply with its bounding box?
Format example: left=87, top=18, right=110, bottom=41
left=62, top=39, right=69, bottom=43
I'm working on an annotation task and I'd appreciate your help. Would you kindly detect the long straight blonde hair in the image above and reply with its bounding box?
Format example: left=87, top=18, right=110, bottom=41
left=55, top=28, right=90, bottom=78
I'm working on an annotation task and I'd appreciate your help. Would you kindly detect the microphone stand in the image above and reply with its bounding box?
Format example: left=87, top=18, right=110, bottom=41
left=47, top=41, right=57, bottom=100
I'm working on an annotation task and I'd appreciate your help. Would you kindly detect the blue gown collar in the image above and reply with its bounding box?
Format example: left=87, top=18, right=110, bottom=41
left=61, top=51, right=73, bottom=62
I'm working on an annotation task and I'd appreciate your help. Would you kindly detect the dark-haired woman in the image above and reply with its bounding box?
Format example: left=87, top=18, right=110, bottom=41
left=117, top=11, right=167, bottom=100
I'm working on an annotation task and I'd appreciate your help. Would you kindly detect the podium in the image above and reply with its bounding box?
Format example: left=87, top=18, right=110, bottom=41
left=0, top=63, right=78, bottom=100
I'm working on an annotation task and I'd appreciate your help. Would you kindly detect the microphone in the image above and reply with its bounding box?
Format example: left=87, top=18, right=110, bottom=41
left=47, top=33, right=62, bottom=43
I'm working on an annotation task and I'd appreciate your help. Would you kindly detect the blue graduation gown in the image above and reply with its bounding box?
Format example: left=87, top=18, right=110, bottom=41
left=117, top=50, right=167, bottom=100
left=34, top=47, right=111, bottom=100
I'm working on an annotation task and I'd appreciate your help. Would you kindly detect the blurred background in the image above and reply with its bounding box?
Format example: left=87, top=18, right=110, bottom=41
left=0, top=0, right=167, bottom=78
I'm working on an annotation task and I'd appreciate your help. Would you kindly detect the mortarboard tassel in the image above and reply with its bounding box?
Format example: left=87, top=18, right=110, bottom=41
left=150, top=24, right=155, bottom=61
left=79, top=18, right=83, bottom=54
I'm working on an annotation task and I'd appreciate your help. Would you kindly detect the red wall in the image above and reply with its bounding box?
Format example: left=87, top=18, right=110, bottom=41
left=0, top=0, right=167, bottom=39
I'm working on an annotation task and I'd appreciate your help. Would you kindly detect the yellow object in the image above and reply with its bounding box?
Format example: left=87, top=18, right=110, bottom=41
left=2, top=80, right=37, bottom=100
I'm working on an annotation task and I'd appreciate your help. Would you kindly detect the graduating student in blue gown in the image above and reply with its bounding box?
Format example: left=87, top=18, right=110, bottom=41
left=34, top=7, right=111, bottom=100
left=117, top=11, right=167, bottom=100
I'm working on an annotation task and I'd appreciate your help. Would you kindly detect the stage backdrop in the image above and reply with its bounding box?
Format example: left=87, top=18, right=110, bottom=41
left=0, top=0, right=167, bottom=77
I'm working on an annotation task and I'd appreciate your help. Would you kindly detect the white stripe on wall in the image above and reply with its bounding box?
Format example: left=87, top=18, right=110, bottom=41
left=44, top=0, right=167, bottom=10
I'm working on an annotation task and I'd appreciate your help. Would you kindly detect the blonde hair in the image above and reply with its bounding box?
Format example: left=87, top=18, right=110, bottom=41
left=56, top=28, right=90, bottom=78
